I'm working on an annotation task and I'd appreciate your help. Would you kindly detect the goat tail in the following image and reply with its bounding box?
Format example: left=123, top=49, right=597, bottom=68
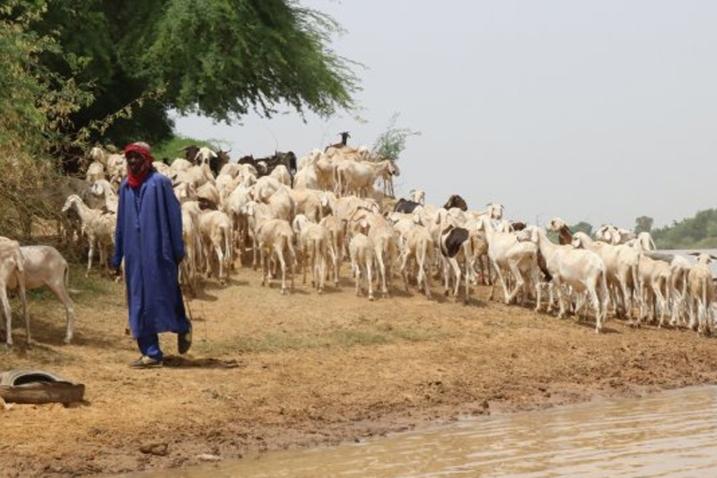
left=419, top=238, right=428, bottom=265
left=64, top=260, right=71, bottom=292
left=333, top=166, right=341, bottom=195
left=313, top=238, right=323, bottom=276
left=631, top=263, right=641, bottom=302
left=286, top=234, right=297, bottom=269
left=599, top=268, right=609, bottom=318
left=15, top=247, right=25, bottom=274
left=226, top=225, right=233, bottom=265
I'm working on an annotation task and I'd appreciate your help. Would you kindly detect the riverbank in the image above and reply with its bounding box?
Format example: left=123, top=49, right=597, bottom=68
left=2, top=268, right=716, bottom=477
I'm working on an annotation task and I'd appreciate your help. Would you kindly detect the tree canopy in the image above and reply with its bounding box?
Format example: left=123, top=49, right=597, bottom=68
left=0, top=0, right=357, bottom=235
left=570, top=221, right=593, bottom=236
left=634, top=216, right=654, bottom=234
left=6, top=0, right=358, bottom=153
left=652, top=209, right=717, bottom=249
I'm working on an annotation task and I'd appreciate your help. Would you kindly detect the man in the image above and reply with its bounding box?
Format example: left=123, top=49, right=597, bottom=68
left=112, top=142, right=191, bottom=368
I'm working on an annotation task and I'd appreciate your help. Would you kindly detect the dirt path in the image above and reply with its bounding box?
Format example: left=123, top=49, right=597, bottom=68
left=1, top=268, right=716, bottom=477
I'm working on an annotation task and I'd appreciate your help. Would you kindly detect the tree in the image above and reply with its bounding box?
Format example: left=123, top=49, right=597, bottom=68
left=0, top=1, right=93, bottom=236
left=652, top=208, right=717, bottom=249
left=635, top=216, right=653, bottom=234
left=372, top=113, right=420, bottom=162
left=570, top=221, right=593, bottom=236
left=15, top=0, right=358, bottom=163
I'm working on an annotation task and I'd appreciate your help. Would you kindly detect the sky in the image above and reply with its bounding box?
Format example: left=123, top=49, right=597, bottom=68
left=174, top=0, right=717, bottom=229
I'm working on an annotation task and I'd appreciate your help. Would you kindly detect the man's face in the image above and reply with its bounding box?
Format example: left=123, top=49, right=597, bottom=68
left=127, top=152, right=146, bottom=175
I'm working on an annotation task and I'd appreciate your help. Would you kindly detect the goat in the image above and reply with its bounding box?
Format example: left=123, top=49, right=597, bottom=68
left=199, top=210, right=233, bottom=284
left=408, top=189, right=426, bottom=206
left=394, top=198, right=423, bottom=214
left=442, top=194, right=468, bottom=211
left=548, top=217, right=574, bottom=245
left=349, top=233, right=375, bottom=301
left=325, top=131, right=351, bottom=152
left=438, top=225, right=473, bottom=302
left=0, top=237, right=27, bottom=347
left=319, top=214, right=345, bottom=286
left=10, top=246, right=76, bottom=344
left=572, top=232, right=641, bottom=322
left=62, top=194, right=115, bottom=276
left=400, top=225, right=434, bottom=299
left=518, top=226, right=608, bottom=332
left=256, top=219, right=296, bottom=294
left=292, top=215, right=335, bottom=294
left=336, top=160, right=398, bottom=197
left=687, top=252, right=717, bottom=334
left=476, top=217, right=538, bottom=305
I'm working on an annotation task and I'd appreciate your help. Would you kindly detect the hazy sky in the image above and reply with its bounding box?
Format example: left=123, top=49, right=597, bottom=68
left=174, top=0, right=717, bottom=229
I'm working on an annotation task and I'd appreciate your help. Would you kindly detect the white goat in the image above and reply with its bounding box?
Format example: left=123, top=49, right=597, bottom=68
left=408, top=189, right=426, bottom=206
left=269, top=164, right=292, bottom=186
left=11, top=246, right=76, bottom=344
left=687, top=252, right=716, bottom=334
left=572, top=232, right=641, bottom=321
left=518, top=226, right=608, bottom=332
left=0, top=237, right=27, bottom=347
left=89, top=179, right=118, bottom=213
left=476, top=216, right=538, bottom=305
left=336, top=160, right=397, bottom=197
left=62, top=195, right=115, bottom=276
left=86, top=161, right=106, bottom=183
left=199, top=210, right=233, bottom=284
left=318, top=214, right=344, bottom=286
left=256, top=219, right=296, bottom=294
left=292, top=215, right=335, bottom=294
left=349, top=233, right=376, bottom=301
left=399, top=224, right=434, bottom=299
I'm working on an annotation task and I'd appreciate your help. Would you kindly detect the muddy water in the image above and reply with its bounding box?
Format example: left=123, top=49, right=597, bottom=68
left=129, top=386, right=717, bottom=478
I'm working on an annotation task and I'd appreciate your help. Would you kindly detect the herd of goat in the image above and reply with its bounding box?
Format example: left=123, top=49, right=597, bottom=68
left=0, top=136, right=715, bottom=347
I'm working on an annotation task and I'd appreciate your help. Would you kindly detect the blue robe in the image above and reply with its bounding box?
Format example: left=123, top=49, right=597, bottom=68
left=112, top=171, right=188, bottom=338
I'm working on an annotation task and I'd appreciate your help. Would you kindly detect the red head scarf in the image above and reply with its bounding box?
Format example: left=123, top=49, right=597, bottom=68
left=124, top=142, right=155, bottom=189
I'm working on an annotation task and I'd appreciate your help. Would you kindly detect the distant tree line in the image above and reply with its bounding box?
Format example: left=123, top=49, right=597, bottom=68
left=650, top=209, right=717, bottom=249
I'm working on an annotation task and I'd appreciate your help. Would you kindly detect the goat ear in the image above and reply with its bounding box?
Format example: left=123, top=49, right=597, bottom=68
left=710, top=255, right=717, bottom=261
left=688, top=252, right=699, bottom=256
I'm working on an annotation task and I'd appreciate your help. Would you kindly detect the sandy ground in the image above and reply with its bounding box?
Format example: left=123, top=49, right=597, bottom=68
left=1, top=265, right=717, bottom=477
